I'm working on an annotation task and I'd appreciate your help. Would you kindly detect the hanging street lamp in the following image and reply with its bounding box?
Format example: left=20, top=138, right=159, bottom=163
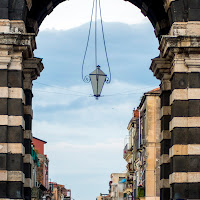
left=89, top=65, right=107, bottom=99
left=81, top=0, right=111, bottom=99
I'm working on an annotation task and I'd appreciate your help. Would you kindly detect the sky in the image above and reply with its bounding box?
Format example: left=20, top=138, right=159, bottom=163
left=32, top=0, right=160, bottom=200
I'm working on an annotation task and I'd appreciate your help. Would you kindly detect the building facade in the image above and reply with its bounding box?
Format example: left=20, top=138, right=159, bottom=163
left=123, top=120, right=134, bottom=200
left=33, top=137, right=49, bottom=190
left=32, top=137, right=50, bottom=200
left=96, top=194, right=111, bottom=200
left=109, top=173, right=126, bottom=200
left=123, top=88, right=161, bottom=200
left=49, top=182, right=71, bottom=200
left=136, top=88, right=160, bottom=200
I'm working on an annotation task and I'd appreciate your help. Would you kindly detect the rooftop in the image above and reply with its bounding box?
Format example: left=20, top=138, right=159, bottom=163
left=33, top=136, right=47, bottom=144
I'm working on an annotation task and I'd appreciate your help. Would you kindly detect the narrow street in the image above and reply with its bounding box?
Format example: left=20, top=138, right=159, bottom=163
left=0, top=0, right=200, bottom=200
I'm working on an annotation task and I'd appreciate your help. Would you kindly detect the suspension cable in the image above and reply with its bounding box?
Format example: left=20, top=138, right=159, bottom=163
left=99, top=0, right=111, bottom=83
left=81, top=0, right=95, bottom=81
left=95, top=0, right=98, bottom=67
left=81, top=0, right=111, bottom=83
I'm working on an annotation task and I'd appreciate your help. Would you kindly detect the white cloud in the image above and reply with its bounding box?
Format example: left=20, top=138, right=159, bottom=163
left=32, top=80, right=157, bottom=146
left=46, top=139, right=123, bottom=152
left=45, top=138, right=125, bottom=176
left=40, top=0, right=148, bottom=30
left=32, top=84, right=91, bottom=107
left=32, top=21, right=159, bottom=199
left=32, top=79, right=158, bottom=187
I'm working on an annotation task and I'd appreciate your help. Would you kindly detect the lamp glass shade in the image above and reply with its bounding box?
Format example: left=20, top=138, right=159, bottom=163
left=89, top=66, right=107, bottom=98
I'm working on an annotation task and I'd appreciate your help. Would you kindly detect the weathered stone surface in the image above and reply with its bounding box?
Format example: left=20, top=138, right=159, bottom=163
left=161, top=130, right=171, bottom=141
left=160, top=106, right=171, bottom=117
left=9, top=88, right=25, bottom=102
left=0, top=70, right=7, bottom=86
left=23, top=130, right=32, bottom=140
left=160, top=91, right=171, bottom=107
left=0, top=181, right=7, bottom=198
left=161, top=163, right=170, bottom=179
left=160, top=188, right=170, bottom=200
left=161, top=139, right=170, bottom=155
left=161, top=115, right=171, bottom=132
left=8, top=126, right=23, bottom=143
left=24, top=178, right=32, bottom=187
left=23, top=105, right=33, bottom=118
left=24, top=114, right=32, bottom=130
left=170, top=145, right=200, bottom=157
left=23, top=89, right=32, bottom=105
left=0, top=170, right=7, bottom=181
left=8, top=116, right=25, bottom=128
left=8, top=99, right=23, bottom=116
left=23, top=163, right=31, bottom=178
left=171, top=183, right=200, bottom=199
left=7, top=154, right=23, bottom=171
left=169, top=172, right=200, bottom=184
left=160, top=179, right=170, bottom=190
left=7, top=171, right=25, bottom=182
left=7, top=181, right=24, bottom=198
left=8, top=70, right=22, bottom=88
left=0, top=154, right=6, bottom=170
left=24, top=139, right=31, bottom=154
left=0, top=99, right=7, bottom=115
left=160, top=154, right=170, bottom=164
left=23, top=154, right=33, bottom=165
left=171, top=155, right=200, bottom=172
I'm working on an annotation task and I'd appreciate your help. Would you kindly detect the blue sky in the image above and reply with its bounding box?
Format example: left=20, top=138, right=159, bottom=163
left=32, top=1, right=160, bottom=200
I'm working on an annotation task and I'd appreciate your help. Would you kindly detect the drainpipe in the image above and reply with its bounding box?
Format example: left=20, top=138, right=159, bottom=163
left=137, top=109, right=141, bottom=199
left=134, top=171, right=137, bottom=200
left=137, top=168, right=146, bottom=187
left=132, top=128, right=134, bottom=200
left=138, top=109, right=141, bottom=148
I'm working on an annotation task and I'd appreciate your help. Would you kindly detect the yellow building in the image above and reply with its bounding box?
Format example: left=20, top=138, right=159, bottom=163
left=96, top=194, right=111, bottom=200
left=125, top=88, right=161, bottom=200
left=123, top=116, right=135, bottom=200
left=109, top=173, right=126, bottom=200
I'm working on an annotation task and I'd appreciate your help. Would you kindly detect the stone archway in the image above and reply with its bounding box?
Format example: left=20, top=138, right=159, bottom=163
left=0, top=0, right=200, bottom=199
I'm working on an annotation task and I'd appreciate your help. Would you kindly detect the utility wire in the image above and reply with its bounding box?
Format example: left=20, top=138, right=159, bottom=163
left=34, top=82, right=89, bottom=95
left=34, top=88, right=148, bottom=98
left=34, top=89, right=91, bottom=97
left=34, top=82, right=157, bottom=97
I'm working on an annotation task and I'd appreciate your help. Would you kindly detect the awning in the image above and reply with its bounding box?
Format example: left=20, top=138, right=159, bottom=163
left=119, top=178, right=127, bottom=183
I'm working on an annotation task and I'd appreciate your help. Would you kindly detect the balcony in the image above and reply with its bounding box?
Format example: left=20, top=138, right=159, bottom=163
left=126, top=163, right=134, bottom=174
left=123, top=144, right=132, bottom=160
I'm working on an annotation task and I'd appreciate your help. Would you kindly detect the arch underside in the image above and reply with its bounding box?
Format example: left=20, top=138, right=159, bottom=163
left=0, top=0, right=200, bottom=38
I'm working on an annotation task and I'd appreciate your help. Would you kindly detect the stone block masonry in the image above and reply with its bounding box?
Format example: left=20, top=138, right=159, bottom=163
left=0, top=20, right=43, bottom=199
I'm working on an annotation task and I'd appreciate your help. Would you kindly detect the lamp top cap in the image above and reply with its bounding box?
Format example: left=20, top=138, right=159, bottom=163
left=97, top=65, right=101, bottom=68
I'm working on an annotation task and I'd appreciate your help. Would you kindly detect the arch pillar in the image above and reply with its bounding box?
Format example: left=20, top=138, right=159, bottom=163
left=0, top=20, right=42, bottom=199
left=23, top=58, right=43, bottom=199
left=151, top=21, right=200, bottom=199
left=151, top=57, right=171, bottom=200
